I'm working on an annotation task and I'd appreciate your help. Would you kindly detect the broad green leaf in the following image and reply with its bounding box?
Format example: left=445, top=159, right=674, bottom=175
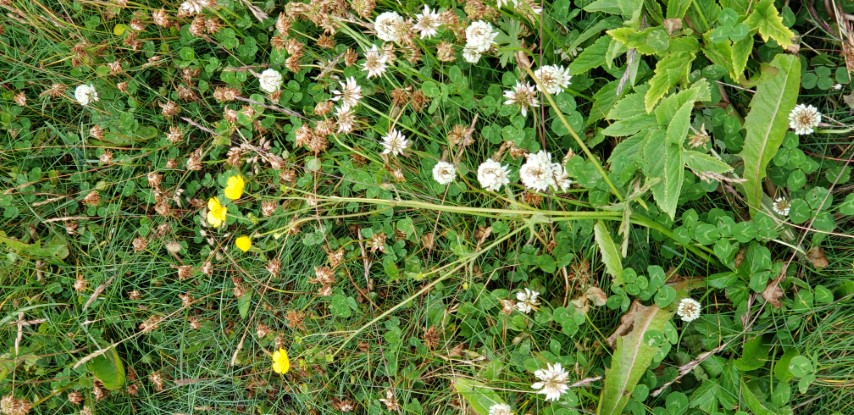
left=570, top=17, right=622, bottom=50
left=608, top=27, right=670, bottom=55
left=645, top=52, right=695, bottom=112
left=452, top=378, right=506, bottom=415
left=667, top=0, right=693, bottom=18
left=686, top=0, right=721, bottom=33
left=744, top=0, right=795, bottom=48
left=0, top=232, right=69, bottom=263
left=585, top=0, right=642, bottom=22
left=740, top=381, right=775, bottom=415
left=654, top=79, right=710, bottom=123
left=87, top=347, right=126, bottom=390
left=238, top=291, right=252, bottom=319
left=685, top=151, right=734, bottom=174
left=739, top=54, right=800, bottom=216
left=608, top=133, right=647, bottom=183
left=598, top=301, right=673, bottom=415
left=666, top=100, right=694, bottom=145
left=570, top=36, right=610, bottom=75
left=595, top=221, right=624, bottom=285
left=645, top=131, right=684, bottom=220
left=702, top=33, right=753, bottom=83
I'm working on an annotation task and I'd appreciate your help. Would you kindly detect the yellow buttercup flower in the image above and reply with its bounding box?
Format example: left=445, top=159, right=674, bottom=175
left=235, top=235, right=252, bottom=252
left=206, top=197, right=227, bottom=228
left=224, top=175, right=245, bottom=200
left=272, top=348, right=290, bottom=374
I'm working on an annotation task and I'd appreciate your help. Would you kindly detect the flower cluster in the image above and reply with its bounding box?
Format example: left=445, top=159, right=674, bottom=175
left=531, top=362, right=570, bottom=401
left=676, top=298, right=702, bottom=322
left=519, top=151, right=570, bottom=192
left=788, top=104, right=821, bottom=135
left=463, top=21, right=499, bottom=63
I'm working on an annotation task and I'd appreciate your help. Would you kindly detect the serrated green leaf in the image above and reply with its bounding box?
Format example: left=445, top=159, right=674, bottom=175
left=741, top=380, right=775, bottom=415
left=739, top=54, right=800, bottom=216
left=595, top=221, right=624, bottom=285
left=570, top=36, right=611, bottom=75
left=684, top=151, right=734, bottom=174
left=608, top=27, right=670, bottom=55
left=87, top=347, right=126, bottom=390
left=645, top=132, right=684, bottom=220
left=452, top=378, right=507, bottom=415
left=608, top=134, right=647, bottom=182
left=666, top=100, right=694, bottom=145
left=585, top=0, right=642, bottom=22
left=598, top=301, right=673, bottom=415
left=666, top=0, right=693, bottom=19
left=744, top=0, right=795, bottom=48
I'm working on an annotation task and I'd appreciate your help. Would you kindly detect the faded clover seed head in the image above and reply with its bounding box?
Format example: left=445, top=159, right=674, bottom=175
left=503, top=81, right=539, bottom=118
left=788, top=104, right=821, bottom=135
left=531, top=362, right=569, bottom=402
left=432, top=161, right=457, bottom=185
left=477, top=159, right=510, bottom=191
left=381, top=128, right=409, bottom=156
left=414, top=6, right=441, bottom=39
left=258, top=69, right=283, bottom=93
left=363, top=45, right=389, bottom=78
left=331, top=76, right=362, bottom=110
left=676, top=298, right=702, bottom=322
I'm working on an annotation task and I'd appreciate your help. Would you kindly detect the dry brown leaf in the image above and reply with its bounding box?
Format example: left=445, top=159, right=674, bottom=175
left=807, top=247, right=829, bottom=269
left=762, top=281, right=784, bottom=308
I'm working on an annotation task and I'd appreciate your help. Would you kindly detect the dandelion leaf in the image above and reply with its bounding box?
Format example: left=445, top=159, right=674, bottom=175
left=598, top=301, right=673, bottom=415
left=738, top=54, right=800, bottom=216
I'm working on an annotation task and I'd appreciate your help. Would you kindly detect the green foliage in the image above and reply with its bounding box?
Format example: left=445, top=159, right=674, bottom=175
left=739, top=54, right=801, bottom=216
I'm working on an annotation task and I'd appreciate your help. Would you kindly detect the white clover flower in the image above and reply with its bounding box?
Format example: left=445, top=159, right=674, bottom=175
left=74, top=84, right=99, bottom=106
left=533, top=65, right=572, bottom=95
left=179, top=0, right=210, bottom=15
left=772, top=197, right=790, bottom=216
left=465, top=20, right=498, bottom=53
left=477, top=159, right=511, bottom=191
left=363, top=45, right=389, bottom=79
left=331, top=77, right=362, bottom=110
left=488, top=403, right=513, bottom=415
left=515, top=288, right=540, bottom=314
left=503, top=81, right=539, bottom=118
left=532, top=362, right=569, bottom=402
left=676, top=298, right=702, bottom=323
left=519, top=150, right=554, bottom=191
left=258, top=69, right=283, bottom=93
left=462, top=47, right=482, bottom=64
left=374, top=11, right=404, bottom=43
left=336, top=106, right=356, bottom=133
left=414, top=6, right=441, bottom=39
left=788, top=104, right=821, bottom=135
left=432, top=161, right=457, bottom=185
left=381, top=128, right=409, bottom=156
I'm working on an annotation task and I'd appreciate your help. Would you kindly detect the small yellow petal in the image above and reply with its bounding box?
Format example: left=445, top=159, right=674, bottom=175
left=224, top=175, right=245, bottom=200
left=235, top=235, right=252, bottom=252
left=272, top=348, right=290, bottom=374
left=206, top=197, right=227, bottom=228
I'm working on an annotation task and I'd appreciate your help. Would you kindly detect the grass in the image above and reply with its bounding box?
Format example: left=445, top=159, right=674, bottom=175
left=1, top=0, right=853, bottom=414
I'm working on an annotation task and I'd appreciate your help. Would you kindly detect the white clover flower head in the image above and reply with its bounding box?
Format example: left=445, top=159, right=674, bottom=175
left=381, top=128, right=409, bottom=156
left=74, top=84, right=99, bottom=106
left=515, top=288, right=540, bottom=314
left=432, top=161, right=457, bottom=185
left=550, top=162, right=571, bottom=191
left=533, top=64, right=572, bottom=95
left=788, top=103, right=821, bottom=135
left=477, top=159, right=511, bottom=191
left=331, top=77, right=362, bottom=110
left=462, top=46, right=482, bottom=64
left=532, top=362, right=569, bottom=402
left=504, top=81, right=539, bottom=118
left=465, top=20, right=498, bottom=53
left=363, top=45, right=389, bottom=79
left=336, top=106, right=356, bottom=133
left=374, top=11, right=405, bottom=43
left=414, top=6, right=442, bottom=39
left=179, top=0, right=210, bottom=15
left=676, top=298, right=702, bottom=323
left=488, top=403, right=513, bottom=415
left=772, top=197, right=790, bottom=216
left=519, top=150, right=554, bottom=191
left=258, top=69, right=283, bottom=93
